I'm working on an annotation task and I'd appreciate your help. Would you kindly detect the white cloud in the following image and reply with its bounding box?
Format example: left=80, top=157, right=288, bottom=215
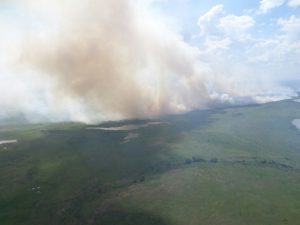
left=204, top=37, right=232, bottom=54
left=197, top=5, right=255, bottom=45
left=258, top=0, right=286, bottom=14
left=197, top=4, right=223, bottom=36
left=288, top=0, right=300, bottom=7
left=278, top=15, right=300, bottom=41
left=219, top=15, right=254, bottom=32
left=197, top=4, right=300, bottom=87
left=218, top=15, right=255, bottom=40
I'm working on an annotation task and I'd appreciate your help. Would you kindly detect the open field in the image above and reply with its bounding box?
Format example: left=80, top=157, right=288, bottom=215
left=0, top=100, right=300, bottom=225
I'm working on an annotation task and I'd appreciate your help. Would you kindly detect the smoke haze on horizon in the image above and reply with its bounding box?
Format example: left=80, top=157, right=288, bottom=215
left=0, top=0, right=299, bottom=123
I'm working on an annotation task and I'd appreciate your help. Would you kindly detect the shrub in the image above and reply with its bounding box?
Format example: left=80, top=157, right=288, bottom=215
left=210, top=158, right=218, bottom=163
left=185, top=158, right=192, bottom=164
left=192, top=156, right=206, bottom=163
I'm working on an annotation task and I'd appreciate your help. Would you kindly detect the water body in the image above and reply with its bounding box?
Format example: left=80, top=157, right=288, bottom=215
left=294, top=99, right=300, bottom=103
left=292, top=119, right=300, bottom=130
left=0, top=140, right=18, bottom=145
left=87, top=122, right=164, bottom=131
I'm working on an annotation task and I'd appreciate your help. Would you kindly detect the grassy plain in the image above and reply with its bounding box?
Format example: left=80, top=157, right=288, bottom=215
left=0, top=100, right=299, bottom=225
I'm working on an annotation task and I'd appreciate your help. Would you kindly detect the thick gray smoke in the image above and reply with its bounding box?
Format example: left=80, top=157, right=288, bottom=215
left=21, top=0, right=214, bottom=120
left=0, top=0, right=296, bottom=122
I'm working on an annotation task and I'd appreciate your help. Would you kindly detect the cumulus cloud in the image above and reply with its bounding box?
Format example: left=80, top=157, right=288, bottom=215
left=258, top=0, right=286, bottom=13
left=198, top=4, right=254, bottom=40
left=219, top=15, right=254, bottom=32
left=218, top=15, right=255, bottom=41
left=197, top=4, right=255, bottom=50
left=288, top=0, right=300, bottom=7
left=198, top=4, right=224, bottom=37
left=278, top=15, right=300, bottom=41
left=197, top=4, right=299, bottom=88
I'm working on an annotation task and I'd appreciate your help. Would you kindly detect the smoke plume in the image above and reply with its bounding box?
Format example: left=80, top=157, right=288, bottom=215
left=0, top=0, right=296, bottom=122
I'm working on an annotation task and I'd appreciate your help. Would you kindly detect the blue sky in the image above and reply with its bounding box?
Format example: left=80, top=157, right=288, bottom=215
left=152, top=0, right=300, bottom=81
left=154, top=0, right=299, bottom=31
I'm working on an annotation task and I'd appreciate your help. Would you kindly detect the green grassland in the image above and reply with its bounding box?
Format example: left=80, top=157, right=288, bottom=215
left=0, top=100, right=299, bottom=225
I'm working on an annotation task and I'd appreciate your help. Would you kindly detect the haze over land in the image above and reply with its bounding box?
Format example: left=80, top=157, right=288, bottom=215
left=0, top=0, right=299, bottom=122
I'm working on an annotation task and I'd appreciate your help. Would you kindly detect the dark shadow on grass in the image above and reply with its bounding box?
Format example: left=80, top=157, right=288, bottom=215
left=92, top=205, right=171, bottom=225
